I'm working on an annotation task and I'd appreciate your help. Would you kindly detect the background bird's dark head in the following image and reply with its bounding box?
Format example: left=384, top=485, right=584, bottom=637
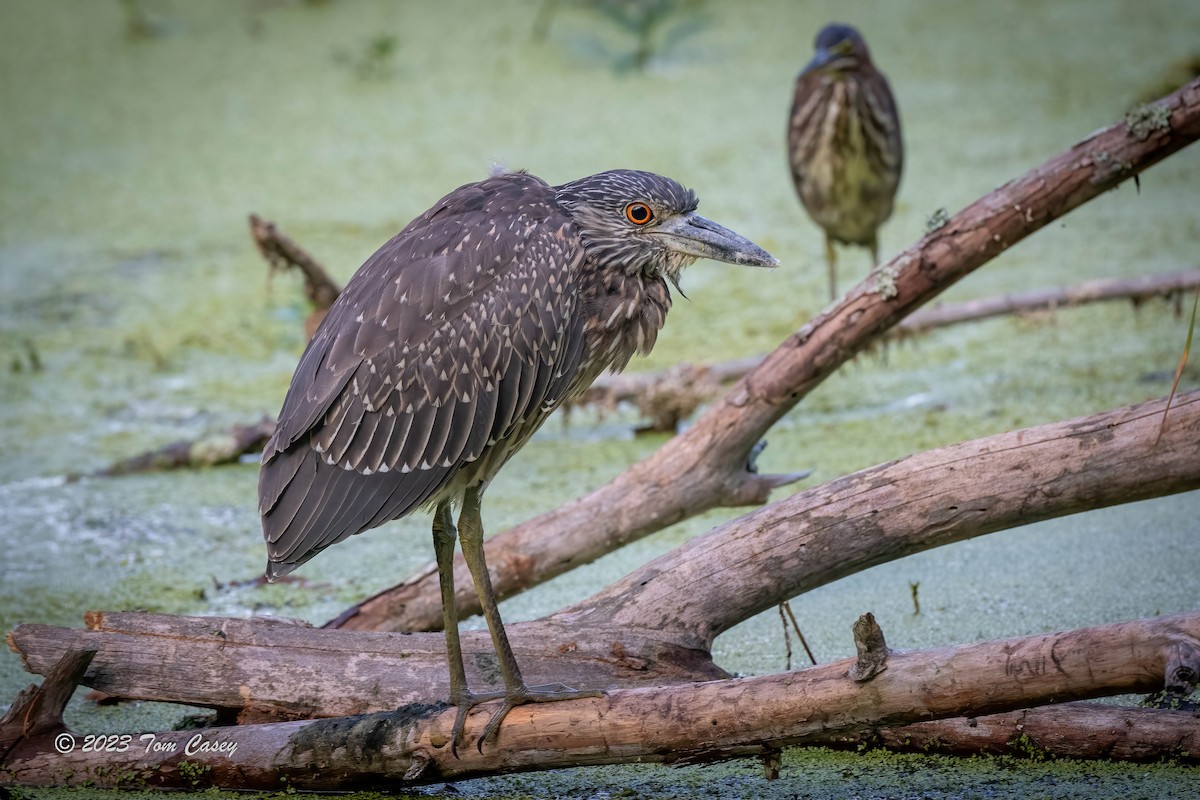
left=555, top=169, right=777, bottom=288
left=802, top=23, right=873, bottom=77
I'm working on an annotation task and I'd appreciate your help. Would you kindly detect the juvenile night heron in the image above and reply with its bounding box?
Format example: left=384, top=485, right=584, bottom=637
left=788, top=23, right=903, bottom=300
left=259, top=168, right=777, bottom=750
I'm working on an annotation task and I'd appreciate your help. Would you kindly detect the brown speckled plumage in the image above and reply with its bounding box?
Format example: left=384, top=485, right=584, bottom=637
left=257, top=167, right=776, bottom=749
left=259, top=168, right=765, bottom=575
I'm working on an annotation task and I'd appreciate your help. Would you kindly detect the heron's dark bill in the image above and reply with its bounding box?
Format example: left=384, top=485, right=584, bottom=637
left=648, top=212, right=779, bottom=268
left=802, top=23, right=868, bottom=77
left=801, top=45, right=854, bottom=77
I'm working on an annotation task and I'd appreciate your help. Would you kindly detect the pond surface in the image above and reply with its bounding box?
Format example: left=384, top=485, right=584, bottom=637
left=2, top=1, right=1199, bottom=798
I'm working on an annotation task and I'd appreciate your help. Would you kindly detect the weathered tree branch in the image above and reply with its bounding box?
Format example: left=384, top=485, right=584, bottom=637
left=329, top=77, right=1200, bottom=634
left=4, top=613, right=1198, bottom=789
left=894, top=267, right=1200, bottom=334
left=0, top=650, right=96, bottom=761
left=559, top=389, right=1200, bottom=651
left=10, top=390, right=1199, bottom=719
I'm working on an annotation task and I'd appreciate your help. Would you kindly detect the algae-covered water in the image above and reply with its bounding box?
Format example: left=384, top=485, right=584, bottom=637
left=2, top=1, right=1199, bottom=797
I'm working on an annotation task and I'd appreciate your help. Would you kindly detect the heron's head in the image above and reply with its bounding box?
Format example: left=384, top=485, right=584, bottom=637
left=801, top=23, right=873, bottom=78
left=555, top=169, right=777, bottom=288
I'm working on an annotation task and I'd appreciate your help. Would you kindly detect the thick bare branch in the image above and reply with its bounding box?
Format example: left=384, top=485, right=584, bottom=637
left=330, top=78, right=1200, bottom=634
left=6, top=611, right=725, bottom=723
left=562, top=389, right=1200, bottom=651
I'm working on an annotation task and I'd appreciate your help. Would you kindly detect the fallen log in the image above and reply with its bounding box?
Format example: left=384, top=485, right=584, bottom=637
left=3, top=613, right=1197, bottom=789
left=7, top=611, right=726, bottom=724
left=9, top=390, right=1199, bottom=718
left=328, top=77, right=1200, bottom=634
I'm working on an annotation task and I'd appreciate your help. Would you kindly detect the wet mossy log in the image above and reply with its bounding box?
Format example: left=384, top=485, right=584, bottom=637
left=8, top=389, right=1200, bottom=720
left=329, top=76, right=1200, bottom=634
left=3, top=613, right=1198, bottom=789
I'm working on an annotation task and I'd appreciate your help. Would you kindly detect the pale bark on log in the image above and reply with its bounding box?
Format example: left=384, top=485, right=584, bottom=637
left=9, top=390, right=1200, bottom=719
left=576, top=267, right=1200, bottom=420
left=329, top=77, right=1200, bottom=634
left=6, top=611, right=726, bottom=724
left=3, top=613, right=1198, bottom=790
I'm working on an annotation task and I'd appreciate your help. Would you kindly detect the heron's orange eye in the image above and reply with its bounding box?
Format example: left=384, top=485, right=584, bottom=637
left=624, top=202, right=654, bottom=225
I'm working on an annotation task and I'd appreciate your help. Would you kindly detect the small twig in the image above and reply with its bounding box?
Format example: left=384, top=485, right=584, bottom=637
left=909, top=581, right=921, bottom=615
left=781, top=600, right=817, bottom=667
left=777, top=603, right=792, bottom=670
left=759, top=747, right=782, bottom=780
left=1158, top=283, right=1197, bottom=443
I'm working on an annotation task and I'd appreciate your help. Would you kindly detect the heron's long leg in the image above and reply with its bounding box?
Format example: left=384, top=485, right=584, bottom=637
left=457, top=485, right=526, bottom=691
left=457, top=484, right=601, bottom=750
left=432, top=500, right=469, bottom=699
left=869, top=235, right=880, bottom=268
left=824, top=233, right=838, bottom=301
left=433, top=499, right=502, bottom=756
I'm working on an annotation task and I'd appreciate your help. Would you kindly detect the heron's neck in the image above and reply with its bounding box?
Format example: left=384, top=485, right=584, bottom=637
left=581, top=262, right=673, bottom=374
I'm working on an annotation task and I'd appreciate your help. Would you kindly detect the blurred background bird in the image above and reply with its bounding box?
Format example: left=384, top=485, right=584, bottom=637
left=787, top=23, right=903, bottom=301
left=258, top=168, right=777, bottom=751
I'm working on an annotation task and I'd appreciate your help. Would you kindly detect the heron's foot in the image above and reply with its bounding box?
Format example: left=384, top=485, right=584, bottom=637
left=473, top=683, right=604, bottom=752
left=448, top=688, right=506, bottom=758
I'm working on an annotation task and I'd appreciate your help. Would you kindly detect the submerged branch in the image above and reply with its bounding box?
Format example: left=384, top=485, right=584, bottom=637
left=84, top=418, right=275, bottom=479
left=572, top=267, right=1200, bottom=428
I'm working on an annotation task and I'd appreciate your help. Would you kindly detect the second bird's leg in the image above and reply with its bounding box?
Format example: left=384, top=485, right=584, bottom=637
left=432, top=499, right=504, bottom=756
left=457, top=484, right=602, bottom=750
left=824, top=234, right=839, bottom=301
